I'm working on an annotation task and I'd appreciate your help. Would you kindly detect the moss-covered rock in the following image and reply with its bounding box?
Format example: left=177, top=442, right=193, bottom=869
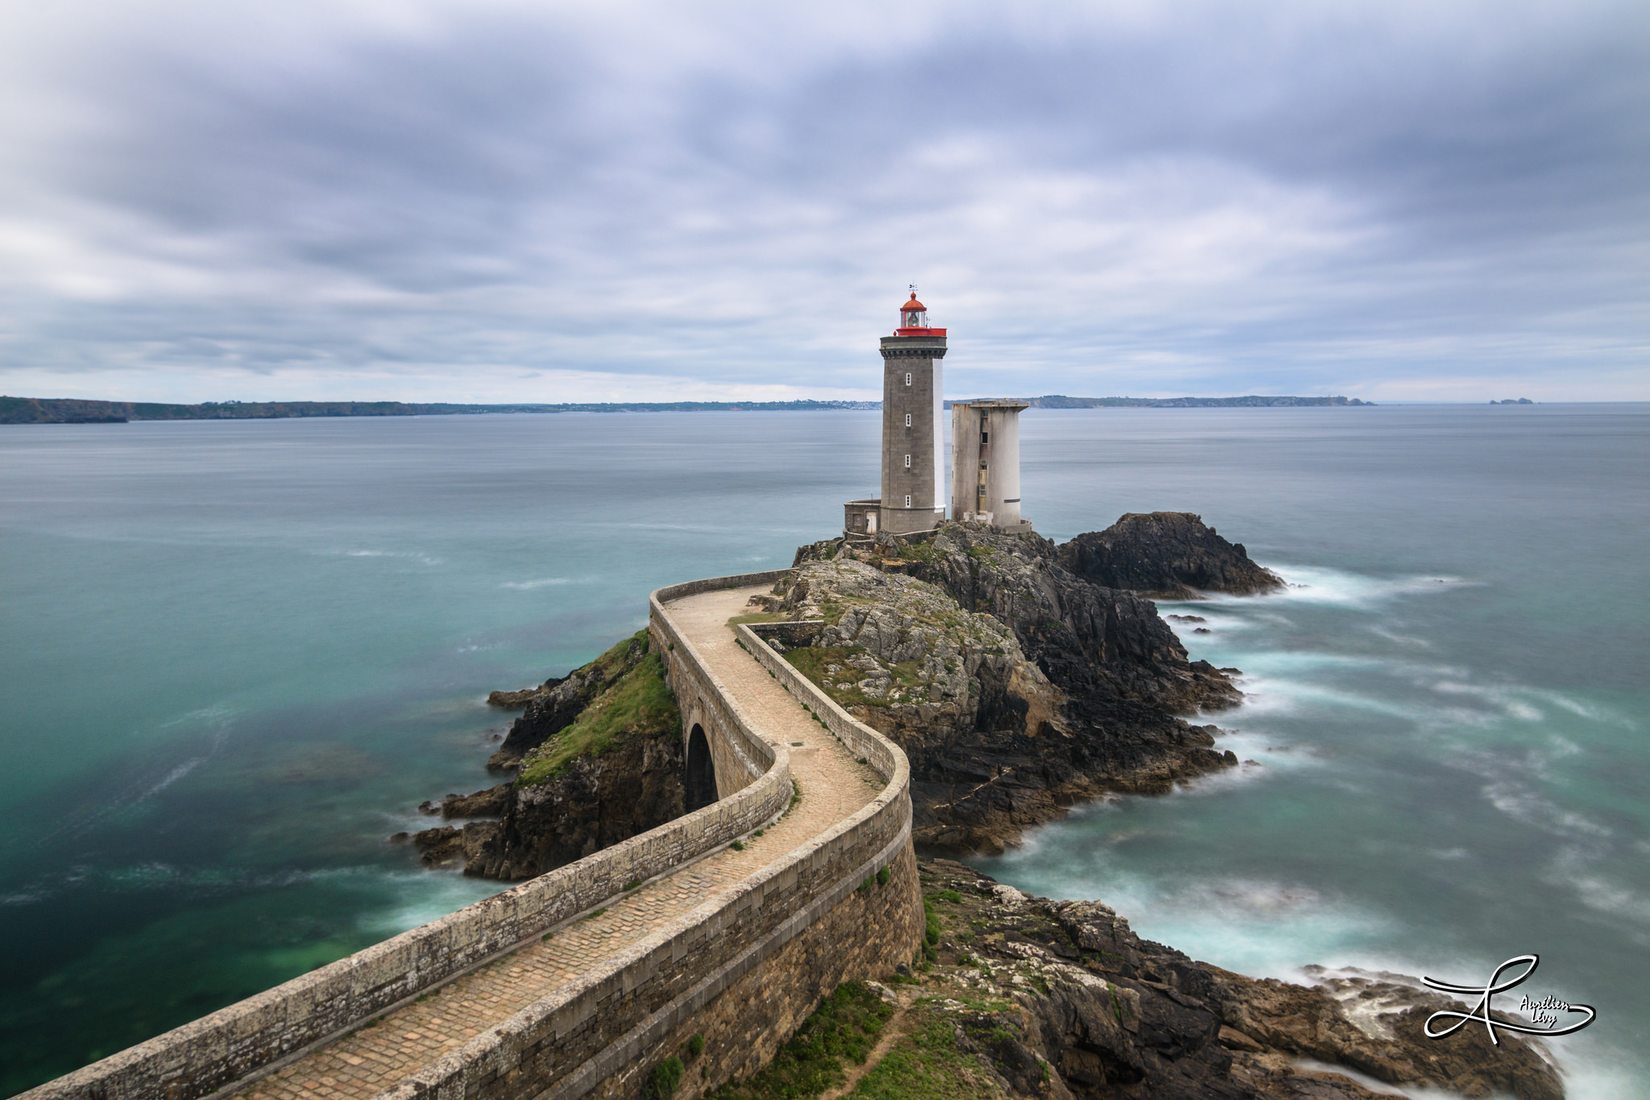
left=486, top=630, right=658, bottom=771
left=516, top=648, right=678, bottom=785
left=413, top=632, right=686, bottom=880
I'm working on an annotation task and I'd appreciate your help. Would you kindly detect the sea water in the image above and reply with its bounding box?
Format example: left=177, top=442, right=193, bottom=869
left=1, top=406, right=1644, bottom=1094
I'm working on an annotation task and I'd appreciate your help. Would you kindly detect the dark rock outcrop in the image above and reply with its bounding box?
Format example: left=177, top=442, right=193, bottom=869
left=879, top=522, right=1239, bottom=713
left=777, top=524, right=1243, bottom=852
left=486, top=685, right=544, bottom=708
left=419, top=784, right=512, bottom=819
left=1059, top=512, right=1285, bottom=599
left=410, top=822, right=497, bottom=869
left=461, top=727, right=684, bottom=880
left=910, top=859, right=1562, bottom=1099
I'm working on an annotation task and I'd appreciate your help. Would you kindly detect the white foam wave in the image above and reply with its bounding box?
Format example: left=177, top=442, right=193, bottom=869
left=1234, top=674, right=1422, bottom=721
left=1238, top=563, right=1482, bottom=610
left=1481, top=780, right=1612, bottom=840
left=142, top=758, right=203, bottom=799
left=0, top=888, right=49, bottom=907
left=1525, top=687, right=1635, bottom=728
left=357, top=871, right=507, bottom=936
left=1430, top=679, right=1546, bottom=723
left=1083, top=874, right=1402, bottom=981
left=1366, top=624, right=1434, bottom=649
left=337, top=548, right=444, bottom=566
left=1171, top=728, right=1310, bottom=791
left=34, top=708, right=235, bottom=844
left=1290, top=1060, right=1464, bottom=1100
left=500, top=577, right=572, bottom=590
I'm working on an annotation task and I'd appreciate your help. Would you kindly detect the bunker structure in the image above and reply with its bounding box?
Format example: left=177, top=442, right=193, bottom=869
left=844, top=289, right=1031, bottom=541
left=950, top=399, right=1032, bottom=531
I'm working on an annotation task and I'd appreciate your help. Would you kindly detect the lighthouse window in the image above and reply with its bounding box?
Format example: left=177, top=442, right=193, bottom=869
left=904, top=413, right=912, bottom=428
left=904, top=495, right=912, bottom=508
left=981, top=431, right=989, bottom=444
left=904, top=454, right=911, bottom=468
left=904, top=372, right=912, bottom=386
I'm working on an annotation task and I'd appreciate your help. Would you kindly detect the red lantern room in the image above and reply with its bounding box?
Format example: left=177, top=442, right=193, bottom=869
left=895, top=289, right=946, bottom=336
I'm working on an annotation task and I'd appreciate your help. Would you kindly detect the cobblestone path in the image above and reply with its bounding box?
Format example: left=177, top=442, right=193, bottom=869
left=233, top=584, right=881, bottom=1100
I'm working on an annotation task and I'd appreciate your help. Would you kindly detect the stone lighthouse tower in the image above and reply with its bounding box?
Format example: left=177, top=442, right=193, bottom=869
left=877, top=290, right=947, bottom=534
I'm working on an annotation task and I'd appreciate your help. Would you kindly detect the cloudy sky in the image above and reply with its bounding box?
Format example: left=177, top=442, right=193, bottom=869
left=0, top=1, right=1644, bottom=404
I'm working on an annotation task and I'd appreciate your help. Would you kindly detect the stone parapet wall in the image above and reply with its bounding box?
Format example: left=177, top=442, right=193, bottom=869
left=740, top=621, right=901, bottom=781
left=388, top=791, right=914, bottom=1100
left=592, top=843, right=924, bottom=1099
left=380, top=581, right=920, bottom=1099
left=649, top=571, right=790, bottom=793
left=22, top=575, right=795, bottom=1100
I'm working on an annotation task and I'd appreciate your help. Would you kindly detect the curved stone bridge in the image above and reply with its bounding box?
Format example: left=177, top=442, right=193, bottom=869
left=23, top=571, right=924, bottom=1100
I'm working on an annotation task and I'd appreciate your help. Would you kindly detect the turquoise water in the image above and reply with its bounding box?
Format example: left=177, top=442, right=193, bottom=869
left=1, top=406, right=1645, bottom=1095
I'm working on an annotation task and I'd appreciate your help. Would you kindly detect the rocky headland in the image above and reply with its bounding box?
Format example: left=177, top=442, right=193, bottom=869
left=408, top=511, right=1265, bottom=870
left=772, top=519, right=1246, bottom=852
left=400, top=511, right=1564, bottom=1097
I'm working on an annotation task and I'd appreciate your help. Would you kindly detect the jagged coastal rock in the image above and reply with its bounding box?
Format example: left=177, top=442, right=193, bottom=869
left=412, top=631, right=685, bottom=878
left=1059, top=511, right=1285, bottom=599
left=415, top=513, right=1267, bottom=866
left=400, top=512, right=1560, bottom=1097
left=778, top=519, right=1241, bottom=851
left=707, top=859, right=1561, bottom=1099
left=720, top=859, right=1559, bottom=1099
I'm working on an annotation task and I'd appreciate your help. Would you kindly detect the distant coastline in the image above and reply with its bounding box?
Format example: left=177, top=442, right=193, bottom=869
left=0, top=393, right=1372, bottom=424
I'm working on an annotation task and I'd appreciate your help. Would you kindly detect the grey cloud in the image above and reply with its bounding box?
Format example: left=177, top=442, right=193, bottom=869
left=0, top=1, right=1644, bottom=402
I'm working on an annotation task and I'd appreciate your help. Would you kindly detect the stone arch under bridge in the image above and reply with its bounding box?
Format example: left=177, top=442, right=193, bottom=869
left=684, top=723, right=717, bottom=811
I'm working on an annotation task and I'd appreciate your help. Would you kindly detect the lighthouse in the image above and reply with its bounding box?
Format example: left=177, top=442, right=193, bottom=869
left=875, top=290, right=947, bottom=535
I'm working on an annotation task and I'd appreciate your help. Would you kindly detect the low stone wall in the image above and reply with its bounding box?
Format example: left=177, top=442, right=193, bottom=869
left=23, top=575, right=795, bottom=1100
left=379, top=579, right=921, bottom=1099
left=648, top=571, right=790, bottom=797
left=387, top=788, right=914, bottom=1100
left=742, top=621, right=902, bottom=782
left=593, top=843, right=924, bottom=1099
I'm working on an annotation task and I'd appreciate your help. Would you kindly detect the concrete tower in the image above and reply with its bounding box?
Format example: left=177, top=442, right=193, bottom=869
left=950, top=400, right=1032, bottom=531
left=878, top=290, right=947, bottom=534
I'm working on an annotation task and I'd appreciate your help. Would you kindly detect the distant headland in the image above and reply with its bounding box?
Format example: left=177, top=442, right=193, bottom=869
left=0, top=392, right=1372, bottom=424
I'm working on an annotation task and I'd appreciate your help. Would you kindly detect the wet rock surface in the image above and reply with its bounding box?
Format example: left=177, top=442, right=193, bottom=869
left=418, top=784, right=512, bottom=819
left=912, top=859, right=1563, bottom=1099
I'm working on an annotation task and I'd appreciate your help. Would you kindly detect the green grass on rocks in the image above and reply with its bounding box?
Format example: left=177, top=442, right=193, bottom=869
left=517, top=644, right=679, bottom=785
left=707, top=981, right=893, bottom=1099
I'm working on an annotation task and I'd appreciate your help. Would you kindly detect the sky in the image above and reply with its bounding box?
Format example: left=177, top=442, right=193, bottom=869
left=0, top=1, right=1645, bottom=404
